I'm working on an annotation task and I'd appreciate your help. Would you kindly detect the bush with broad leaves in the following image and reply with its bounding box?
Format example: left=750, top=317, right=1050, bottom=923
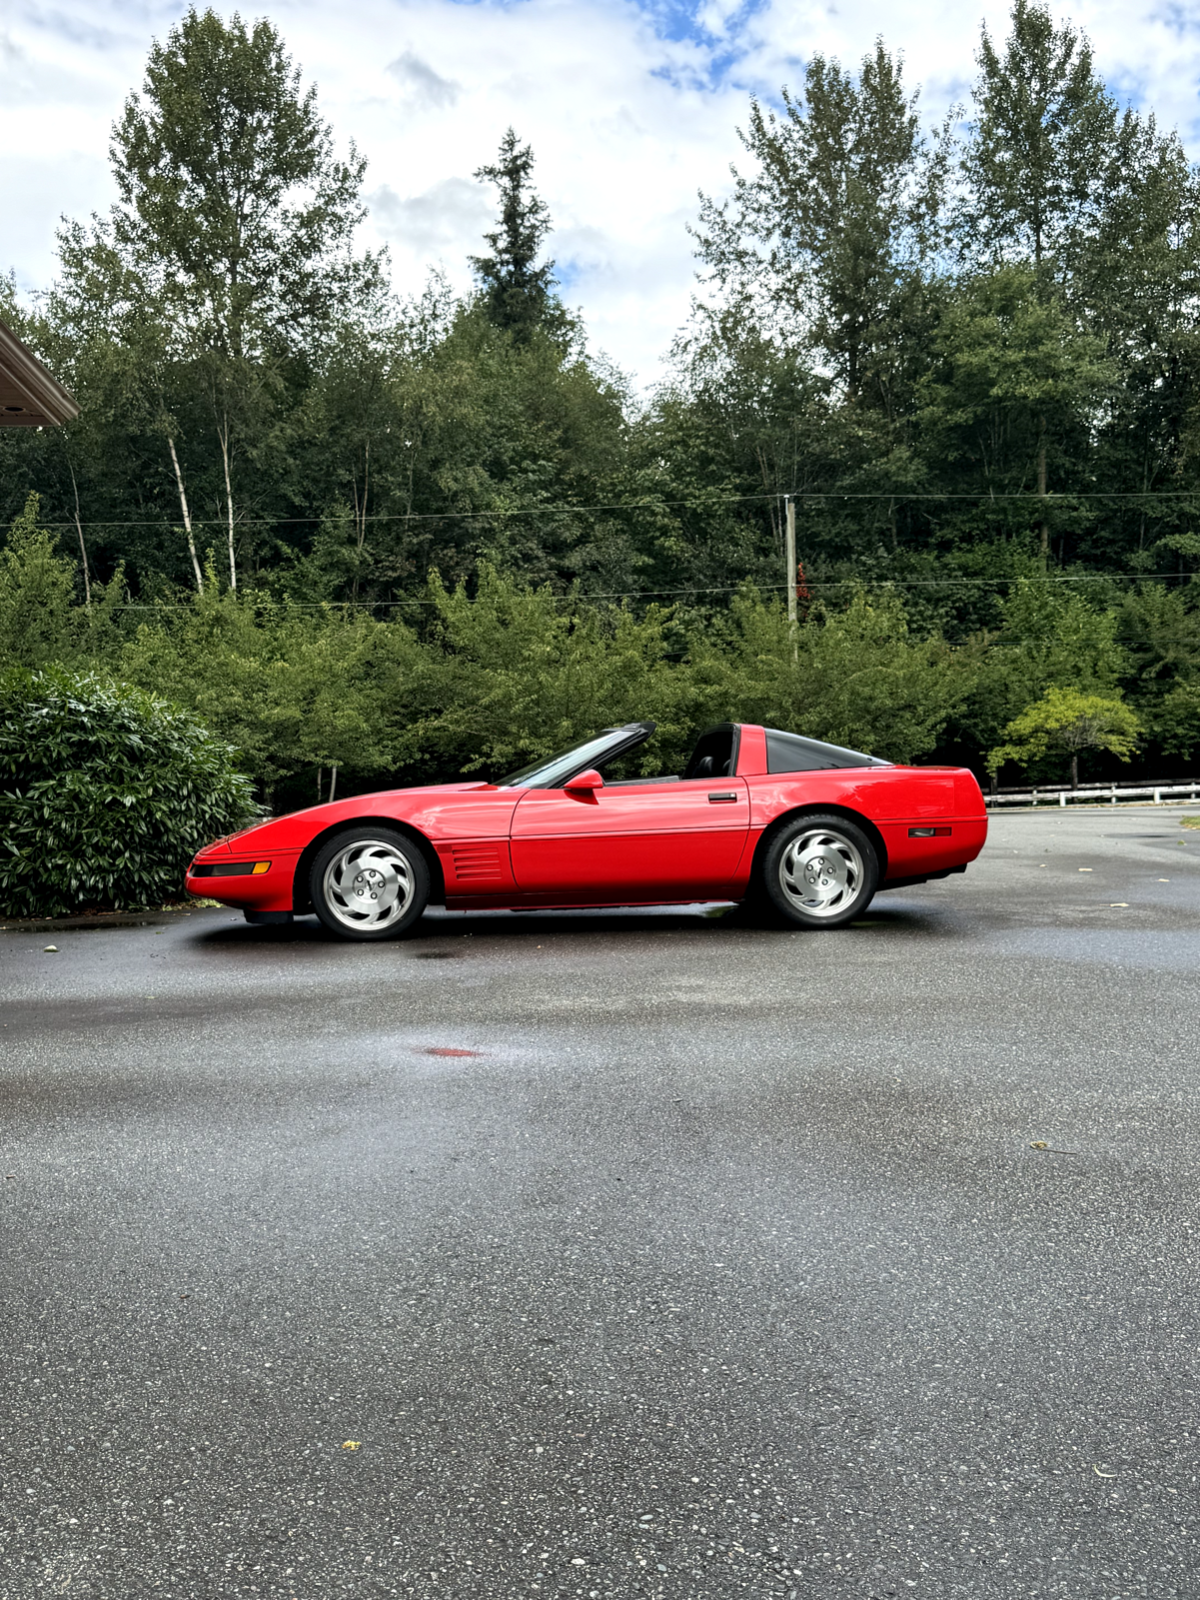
left=0, top=667, right=257, bottom=918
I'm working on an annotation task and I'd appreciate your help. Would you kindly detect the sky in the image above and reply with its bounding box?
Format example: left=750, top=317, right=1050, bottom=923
left=4, top=0, right=1200, bottom=387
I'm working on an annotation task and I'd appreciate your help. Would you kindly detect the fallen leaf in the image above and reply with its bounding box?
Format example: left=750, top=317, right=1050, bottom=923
left=1109, top=903, right=1129, bottom=908
left=341, top=1440, right=362, bottom=1451
left=43, top=945, right=58, bottom=952
left=1030, top=1141, right=1049, bottom=1150
left=422, top=1047, right=480, bottom=1058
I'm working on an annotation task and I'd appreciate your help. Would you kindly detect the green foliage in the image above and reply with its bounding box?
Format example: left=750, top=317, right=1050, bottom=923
left=111, top=4, right=379, bottom=357
left=6, top=0, right=1200, bottom=819
left=470, top=129, right=566, bottom=343
left=116, top=581, right=427, bottom=799
left=12, top=0, right=1200, bottom=607
left=0, top=667, right=255, bottom=917
left=413, top=566, right=692, bottom=776
left=0, top=494, right=125, bottom=669
left=688, top=588, right=971, bottom=763
left=917, top=267, right=1114, bottom=499
left=963, top=0, right=1120, bottom=278
left=987, top=685, right=1141, bottom=780
left=693, top=40, right=944, bottom=401
left=0, top=494, right=78, bottom=667
left=1151, top=681, right=1200, bottom=760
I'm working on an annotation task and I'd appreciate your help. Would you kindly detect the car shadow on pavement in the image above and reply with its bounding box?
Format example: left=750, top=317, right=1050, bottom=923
left=188, top=898, right=947, bottom=948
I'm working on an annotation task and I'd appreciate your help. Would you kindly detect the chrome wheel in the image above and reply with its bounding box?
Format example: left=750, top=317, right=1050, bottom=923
left=321, top=838, right=415, bottom=933
left=778, top=825, right=865, bottom=919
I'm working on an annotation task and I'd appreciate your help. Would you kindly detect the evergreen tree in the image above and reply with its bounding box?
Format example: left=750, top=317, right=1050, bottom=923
left=470, top=130, right=564, bottom=342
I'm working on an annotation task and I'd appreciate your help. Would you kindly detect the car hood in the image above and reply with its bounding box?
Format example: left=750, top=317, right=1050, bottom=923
left=197, top=781, right=498, bottom=857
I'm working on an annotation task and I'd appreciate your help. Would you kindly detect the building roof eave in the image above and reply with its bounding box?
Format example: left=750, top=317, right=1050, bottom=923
left=0, top=317, right=80, bottom=428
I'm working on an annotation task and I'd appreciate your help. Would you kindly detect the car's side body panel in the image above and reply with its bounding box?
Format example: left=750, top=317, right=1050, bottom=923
left=509, top=779, right=750, bottom=899
left=185, top=724, right=988, bottom=916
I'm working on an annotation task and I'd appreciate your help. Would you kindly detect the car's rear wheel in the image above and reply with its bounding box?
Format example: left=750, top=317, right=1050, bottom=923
left=760, top=813, right=878, bottom=929
left=310, top=829, right=430, bottom=941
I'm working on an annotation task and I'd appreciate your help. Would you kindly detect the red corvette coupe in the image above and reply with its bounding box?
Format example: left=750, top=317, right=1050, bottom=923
left=185, top=722, right=988, bottom=939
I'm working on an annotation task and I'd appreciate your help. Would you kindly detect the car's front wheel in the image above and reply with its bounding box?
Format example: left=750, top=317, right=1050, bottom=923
left=310, top=829, right=430, bottom=941
left=760, top=813, right=878, bottom=929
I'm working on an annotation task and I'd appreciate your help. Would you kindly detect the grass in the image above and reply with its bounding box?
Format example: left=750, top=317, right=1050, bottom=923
left=1181, top=817, right=1200, bottom=830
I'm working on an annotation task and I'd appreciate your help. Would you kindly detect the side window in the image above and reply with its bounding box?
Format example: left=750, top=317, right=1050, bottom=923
left=765, top=730, right=888, bottom=773
left=685, top=726, right=738, bottom=780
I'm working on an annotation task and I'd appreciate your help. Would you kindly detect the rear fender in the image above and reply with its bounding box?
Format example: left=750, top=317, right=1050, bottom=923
left=744, top=803, right=889, bottom=894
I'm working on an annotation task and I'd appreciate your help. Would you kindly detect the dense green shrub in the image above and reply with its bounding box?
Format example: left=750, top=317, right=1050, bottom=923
left=0, top=668, right=256, bottom=917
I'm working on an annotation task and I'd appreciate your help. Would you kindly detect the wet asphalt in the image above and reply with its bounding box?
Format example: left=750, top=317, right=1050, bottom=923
left=2, top=808, right=1200, bottom=1600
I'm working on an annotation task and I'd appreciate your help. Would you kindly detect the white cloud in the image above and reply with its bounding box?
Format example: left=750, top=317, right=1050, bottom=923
left=368, top=175, right=491, bottom=258
left=3, top=0, right=1200, bottom=386
left=385, top=47, right=461, bottom=110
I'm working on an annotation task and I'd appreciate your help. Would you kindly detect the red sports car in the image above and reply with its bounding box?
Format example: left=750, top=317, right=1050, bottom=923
left=185, top=722, right=988, bottom=939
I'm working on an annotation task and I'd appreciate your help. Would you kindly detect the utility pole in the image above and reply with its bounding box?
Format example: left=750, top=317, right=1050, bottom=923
left=784, top=494, right=797, bottom=625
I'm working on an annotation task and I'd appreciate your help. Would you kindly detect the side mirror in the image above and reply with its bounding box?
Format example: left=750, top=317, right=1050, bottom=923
left=564, top=767, right=604, bottom=796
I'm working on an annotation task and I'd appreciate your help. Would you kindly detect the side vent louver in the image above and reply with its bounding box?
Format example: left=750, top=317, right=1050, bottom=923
left=449, top=844, right=504, bottom=882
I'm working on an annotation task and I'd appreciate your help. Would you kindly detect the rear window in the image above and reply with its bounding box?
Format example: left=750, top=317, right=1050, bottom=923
left=765, top=730, right=891, bottom=774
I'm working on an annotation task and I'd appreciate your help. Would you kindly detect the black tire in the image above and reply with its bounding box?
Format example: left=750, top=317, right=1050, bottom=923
left=309, top=828, right=430, bottom=942
left=759, top=813, right=878, bottom=929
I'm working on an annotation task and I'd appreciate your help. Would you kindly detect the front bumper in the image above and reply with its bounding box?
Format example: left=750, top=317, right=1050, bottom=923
left=185, top=852, right=299, bottom=914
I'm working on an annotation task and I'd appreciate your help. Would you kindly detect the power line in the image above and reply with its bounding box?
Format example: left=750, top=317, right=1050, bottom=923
left=33, top=485, right=1200, bottom=531
left=101, top=570, right=1200, bottom=610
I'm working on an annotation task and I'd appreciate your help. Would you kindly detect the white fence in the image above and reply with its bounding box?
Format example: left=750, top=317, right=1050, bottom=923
left=986, top=780, right=1200, bottom=808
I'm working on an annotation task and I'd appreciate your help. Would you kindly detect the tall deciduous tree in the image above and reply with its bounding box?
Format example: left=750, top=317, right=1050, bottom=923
left=51, top=6, right=382, bottom=591
left=917, top=266, right=1115, bottom=555
left=692, top=42, right=947, bottom=404
left=961, top=0, right=1121, bottom=282
left=111, top=5, right=378, bottom=360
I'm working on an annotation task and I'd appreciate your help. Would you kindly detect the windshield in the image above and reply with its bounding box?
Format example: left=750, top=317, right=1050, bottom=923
left=498, top=725, right=653, bottom=789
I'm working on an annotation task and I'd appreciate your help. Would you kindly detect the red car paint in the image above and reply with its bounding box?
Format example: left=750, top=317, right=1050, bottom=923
left=185, top=724, right=987, bottom=919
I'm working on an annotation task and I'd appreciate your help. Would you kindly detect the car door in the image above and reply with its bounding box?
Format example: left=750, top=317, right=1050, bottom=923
left=509, top=778, right=750, bottom=900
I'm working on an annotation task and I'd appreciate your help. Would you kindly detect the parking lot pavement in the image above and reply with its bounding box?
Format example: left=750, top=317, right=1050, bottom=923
left=2, top=807, right=1199, bottom=1599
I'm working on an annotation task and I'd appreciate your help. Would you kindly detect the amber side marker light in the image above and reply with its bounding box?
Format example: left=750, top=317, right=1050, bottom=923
left=190, top=861, right=272, bottom=878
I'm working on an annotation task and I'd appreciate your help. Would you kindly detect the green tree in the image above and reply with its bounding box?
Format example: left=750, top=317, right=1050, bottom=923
left=962, top=0, right=1121, bottom=281
left=1152, top=680, right=1200, bottom=759
left=111, top=5, right=378, bottom=359
left=916, top=266, right=1115, bottom=556
left=413, top=565, right=691, bottom=776
left=957, top=0, right=1200, bottom=571
left=0, top=494, right=125, bottom=669
left=687, top=587, right=971, bottom=763
left=693, top=42, right=946, bottom=404
left=44, top=6, right=383, bottom=592
left=987, top=684, right=1140, bottom=786
left=470, top=130, right=564, bottom=343
left=117, top=582, right=428, bottom=803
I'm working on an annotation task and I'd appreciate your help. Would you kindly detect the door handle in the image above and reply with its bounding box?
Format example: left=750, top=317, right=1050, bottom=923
left=708, top=792, right=739, bottom=803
